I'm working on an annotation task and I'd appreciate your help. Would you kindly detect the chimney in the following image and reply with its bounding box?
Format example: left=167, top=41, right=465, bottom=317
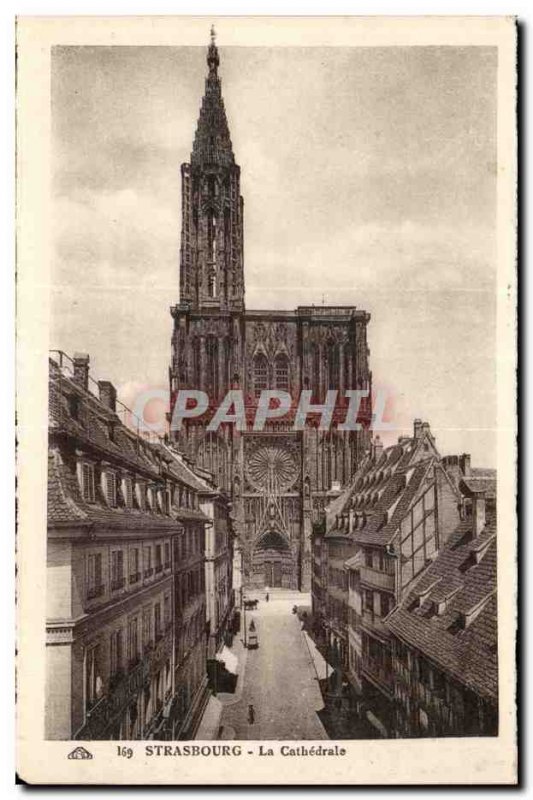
left=98, top=380, right=117, bottom=412
left=459, top=454, right=471, bottom=477
left=421, top=421, right=431, bottom=437
left=472, top=491, right=486, bottom=538
left=373, top=435, right=384, bottom=462
left=72, top=353, right=90, bottom=391
left=413, top=419, right=423, bottom=439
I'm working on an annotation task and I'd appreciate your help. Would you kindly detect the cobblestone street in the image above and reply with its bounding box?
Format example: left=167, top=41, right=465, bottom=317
left=217, top=591, right=328, bottom=740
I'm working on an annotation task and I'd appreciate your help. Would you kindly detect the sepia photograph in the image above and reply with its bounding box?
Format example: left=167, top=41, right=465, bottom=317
left=15, top=15, right=517, bottom=785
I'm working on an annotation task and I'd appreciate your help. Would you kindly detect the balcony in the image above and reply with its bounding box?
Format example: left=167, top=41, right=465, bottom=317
left=86, top=584, right=105, bottom=601
left=164, top=561, right=171, bottom=571
left=111, top=576, right=125, bottom=591
left=362, top=657, right=393, bottom=697
left=155, top=564, right=163, bottom=575
left=76, top=659, right=148, bottom=741
left=129, top=572, right=141, bottom=585
left=144, top=568, right=154, bottom=579
left=359, top=566, right=395, bottom=592
left=361, top=610, right=390, bottom=638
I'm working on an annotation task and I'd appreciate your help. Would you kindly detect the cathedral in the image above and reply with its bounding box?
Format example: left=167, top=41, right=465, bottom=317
left=169, top=32, right=372, bottom=591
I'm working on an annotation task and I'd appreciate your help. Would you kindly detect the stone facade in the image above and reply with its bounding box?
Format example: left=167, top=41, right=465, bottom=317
left=46, top=351, right=233, bottom=740
left=169, top=36, right=372, bottom=591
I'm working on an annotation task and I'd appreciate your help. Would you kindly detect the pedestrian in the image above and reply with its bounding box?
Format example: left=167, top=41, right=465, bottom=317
left=248, top=703, right=255, bottom=725
left=265, top=592, right=269, bottom=602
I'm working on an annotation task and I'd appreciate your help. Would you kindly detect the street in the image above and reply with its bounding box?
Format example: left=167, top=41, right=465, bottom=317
left=217, top=591, right=328, bottom=740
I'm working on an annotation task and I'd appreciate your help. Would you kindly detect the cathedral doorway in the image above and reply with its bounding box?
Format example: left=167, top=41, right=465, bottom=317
left=251, top=529, right=295, bottom=590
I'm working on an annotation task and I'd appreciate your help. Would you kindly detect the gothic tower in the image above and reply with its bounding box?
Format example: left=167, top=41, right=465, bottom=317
left=170, top=33, right=372, bottom=592
left=179, top=28, right=245, bottom=311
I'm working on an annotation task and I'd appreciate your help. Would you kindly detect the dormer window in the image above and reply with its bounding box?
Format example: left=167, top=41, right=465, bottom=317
left=81, top=462, right=96, bottom=503
left=135, top=481, right=146, bottom=511
left=105, top=471, right=117, bottom=507
left=414, top=578, right=442, bottom=608
left=68, top=394, right=80, bottom=421
left=458, top=590, right=495, bottom=630
left=146, top=487, right=154, bottom=510
left=122, top=476, right=133, bottom=508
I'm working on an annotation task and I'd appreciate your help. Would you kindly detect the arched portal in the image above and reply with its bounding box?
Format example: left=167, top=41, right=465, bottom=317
left=251, top=529, right=295, bottom=589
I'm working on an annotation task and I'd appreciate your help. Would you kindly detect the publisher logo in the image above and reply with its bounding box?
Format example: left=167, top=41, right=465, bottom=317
left=67, top=746, right=93, bottom=760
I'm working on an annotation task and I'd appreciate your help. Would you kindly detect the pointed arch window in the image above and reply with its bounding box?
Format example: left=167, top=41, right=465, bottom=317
left=274, top=353, right=290, bottom=392
left=327, top=339, right=340, bottom=390
left=193, top=338, right=201, bottom=389
left=206, top=336, right=219, bottom=399
left=253, top=353, right=268, bottom=398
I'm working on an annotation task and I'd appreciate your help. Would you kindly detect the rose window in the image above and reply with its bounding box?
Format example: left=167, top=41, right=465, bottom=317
left=246, top=446, right=298, bottom=493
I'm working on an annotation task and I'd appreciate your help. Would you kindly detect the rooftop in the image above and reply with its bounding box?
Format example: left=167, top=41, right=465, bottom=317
left=386, top=513, right=498, bottom=701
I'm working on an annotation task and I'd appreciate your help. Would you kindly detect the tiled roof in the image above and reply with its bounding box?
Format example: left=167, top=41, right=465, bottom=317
left=326, top=429, right=441, bottom=547
left=48, top=359, right=211, bottom=531
left=386, top=516, right=498, bottom=701
left=461, top=473, right=497, bottom=499
left=48, top=449, right=208, bottom=531
left=49, top=359, right=206, bottom=493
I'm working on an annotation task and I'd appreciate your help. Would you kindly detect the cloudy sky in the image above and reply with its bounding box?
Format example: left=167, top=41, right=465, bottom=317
left=51, top=44, right=497, bottom=466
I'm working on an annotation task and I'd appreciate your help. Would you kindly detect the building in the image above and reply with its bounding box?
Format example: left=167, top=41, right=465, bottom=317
left=312, top=419, right=462, bottom=737
left=46, top=351, right=225, bottom=740
left=169, top=32, right=372, bottom=592
left=176, top=458, right=235, bottom=658
left=386, top=475, right=497, bottom=737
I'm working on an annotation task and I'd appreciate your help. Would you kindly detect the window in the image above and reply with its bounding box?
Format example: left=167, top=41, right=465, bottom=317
left=206, top=336, right=219, bottom=398
left=147, top=487, right=155, bottom=510
left=363, top=590, right=374, bottom=614
left=143, top=546, right=153, bottom=578
left=136, top=482, right=146, bottom=510
left=106, top=471, right=117, bottom=507
left=110, top=629, right=123, bottom=677
left=129, top=548, right=140, bottom=584
left=69, top=394, right=80, bottom=420
left=253, top=353, right=268, bottom=397
left=128, top=618, right=139, bottom=667
left=327, top=340, right=340, bottom=390
left=380, top=592, right=394, bottom=617
left=155, top=544, right=162, bottom=574
left=164, top=594, right=171, bottom=630
left=142, top=606, right=152, bottom=649
left=274, top=354, right=289, bottom=392
left=86, top=553, right=103, bottom=600
left=364, top=550, right=373, bottom=568
left=81, top=463, right=95, bottom=503
left=164, top=542, right=171, bottom=570
left=123, top=477, right=133, bottom=508
left=154, top=602, right=162, bottom=641
left=111, top=550, right=124, bottom=590
left=85, top=644, right=103, bottom=711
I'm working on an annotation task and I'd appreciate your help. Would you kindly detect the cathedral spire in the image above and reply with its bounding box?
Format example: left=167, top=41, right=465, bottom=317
left=191, top=28, right=234, bottom=168
left=207, top=24, right=219, bottom=76
left=179, top=28, right=245, bottom=310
